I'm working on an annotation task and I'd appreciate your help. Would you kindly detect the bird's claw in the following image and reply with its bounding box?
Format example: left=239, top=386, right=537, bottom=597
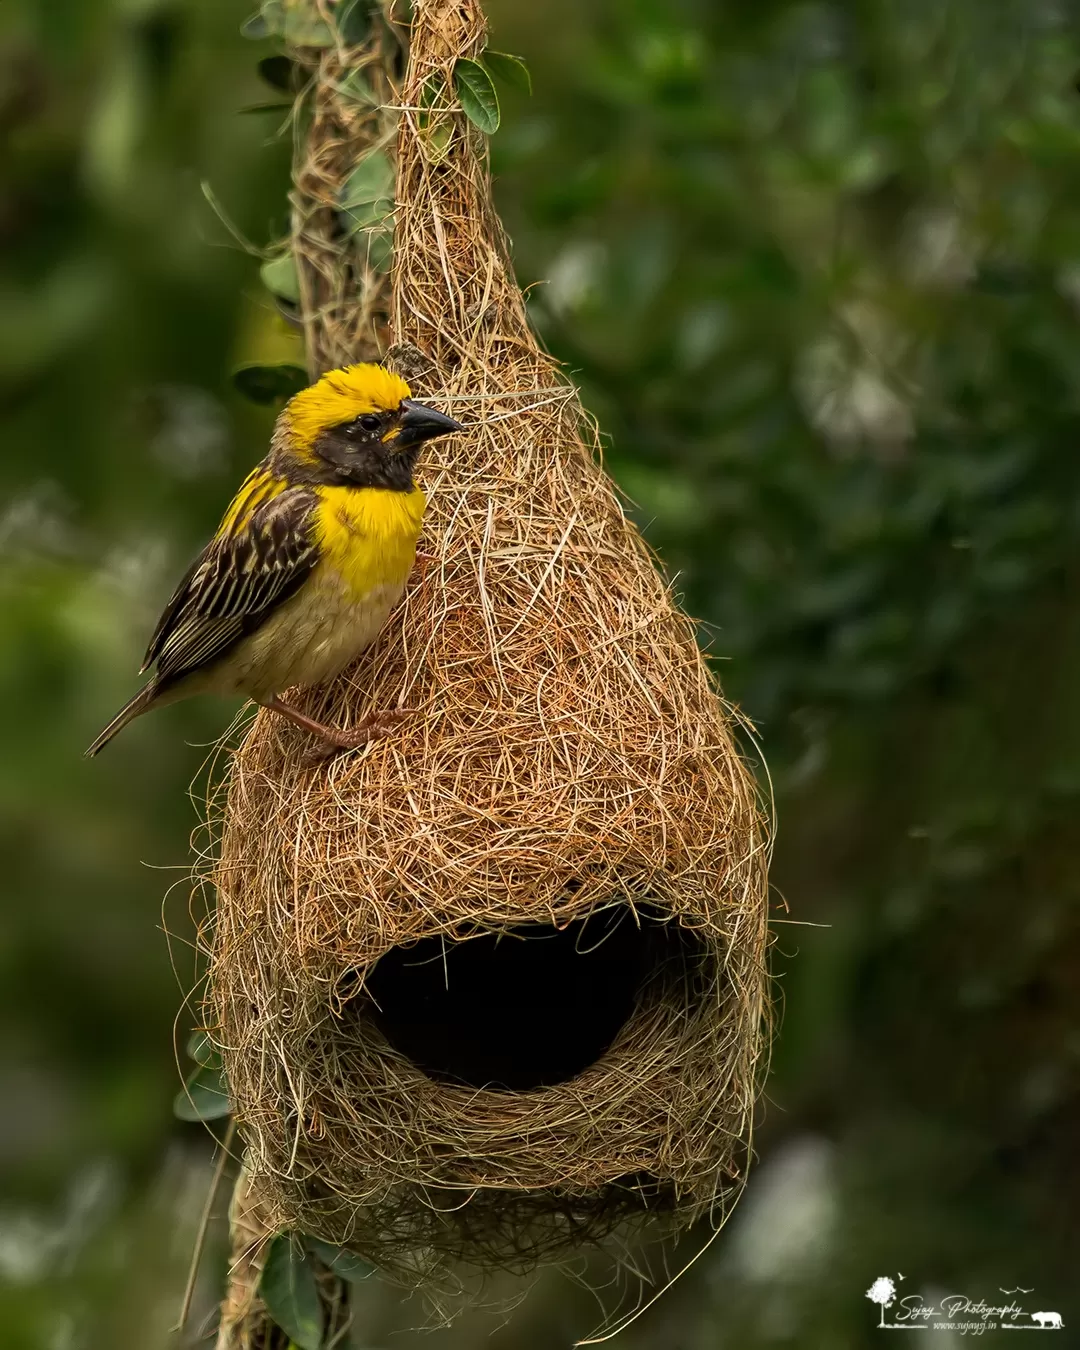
left=410, top=551, right=437, bottom=582
left=301, top=708, right=415, bottom=767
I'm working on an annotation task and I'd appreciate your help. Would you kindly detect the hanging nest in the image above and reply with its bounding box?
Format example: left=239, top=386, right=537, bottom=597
left=204, top=0, right=771, bottom=1283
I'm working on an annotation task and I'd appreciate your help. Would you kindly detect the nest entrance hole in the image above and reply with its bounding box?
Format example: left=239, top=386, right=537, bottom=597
left=360, top=906, right=704, bottom=1092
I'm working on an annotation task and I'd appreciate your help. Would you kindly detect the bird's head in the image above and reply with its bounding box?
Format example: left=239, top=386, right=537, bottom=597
left=279, top=363, right=463, bottom=489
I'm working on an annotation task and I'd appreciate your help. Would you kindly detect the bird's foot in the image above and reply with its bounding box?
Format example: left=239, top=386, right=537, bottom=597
left=410, top=550, right=438, bottom=582
left=301, top=708, right=415, bottom=767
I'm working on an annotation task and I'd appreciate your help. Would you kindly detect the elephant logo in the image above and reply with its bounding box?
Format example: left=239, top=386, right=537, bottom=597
left=1031, top=1312, right=1063, bottom=1329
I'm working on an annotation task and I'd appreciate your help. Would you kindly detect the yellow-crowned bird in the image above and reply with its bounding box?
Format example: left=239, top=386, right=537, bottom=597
left=87, top=363, right=462, bottom=757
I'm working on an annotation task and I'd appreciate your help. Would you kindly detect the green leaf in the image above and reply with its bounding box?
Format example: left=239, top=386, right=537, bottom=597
left=260, top=1236, right=324, bottom=1350
left=341, top=197, right=394, bottom=235
left=305, top=1237, right=374, bottom=1283
left=339, top=151, right=394, bottom=210
left=283, top=7, right=335, bottom=47
left=337, top=0, right=373, bottom=45
left=260, top=253, right=301, bottom=303
left=186, top=1031, right=221, bottom=1070
left=173, top=1065, right=231, bottom=1122
left=339, top=152, right=394, bottom=232
left=273, top=295, right=303, bottom=327
left=481, top=50, right=531, bottom=95
left=232, top=364, right=308, bottom=405
left=453, top=58, right=500, bottom=134
left=337, top=69, right=376, bottom=105
left=241, top=0, right=283, bottom=39
left=258, top=55, right=301, bottom=92
left=365, top=227, right=393, bottom=273
left=239, top=102, right=294, bottom=116
left=426, top=122, right=453, bottom=164
left=240, top=12, right=272, bottom=38
left=420, top=73, right=444, bottom=109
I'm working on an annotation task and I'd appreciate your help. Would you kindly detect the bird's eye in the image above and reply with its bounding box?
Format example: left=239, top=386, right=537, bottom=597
left=357, top=414, right=380, bottom=433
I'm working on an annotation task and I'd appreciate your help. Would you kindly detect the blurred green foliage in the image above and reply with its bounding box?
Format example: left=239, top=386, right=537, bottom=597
left=1, top=0, right=1079, bottom=1345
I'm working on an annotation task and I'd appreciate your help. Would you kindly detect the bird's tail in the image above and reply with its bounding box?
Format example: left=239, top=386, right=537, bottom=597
left=85, top=681, right=160, bottom=757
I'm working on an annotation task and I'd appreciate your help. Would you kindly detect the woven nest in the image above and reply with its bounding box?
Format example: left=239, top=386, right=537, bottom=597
left=204, top=0, right=770, bottom=1282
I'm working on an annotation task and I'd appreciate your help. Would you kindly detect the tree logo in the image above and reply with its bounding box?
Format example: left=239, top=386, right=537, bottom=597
left=866, top=1276, right=901, bottom=1329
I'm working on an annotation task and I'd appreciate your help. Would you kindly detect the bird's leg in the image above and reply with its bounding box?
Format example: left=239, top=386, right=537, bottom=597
left=410, top=549, right=437, bottom=581
left=261, top=695, right=413, bottom=760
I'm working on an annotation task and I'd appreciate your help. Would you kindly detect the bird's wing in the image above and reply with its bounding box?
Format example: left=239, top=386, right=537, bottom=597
left=143, top=482, right=320, bottom=685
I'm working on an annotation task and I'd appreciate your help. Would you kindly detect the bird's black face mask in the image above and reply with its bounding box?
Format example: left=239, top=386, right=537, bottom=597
left=313, top=400, right=464, bottom=490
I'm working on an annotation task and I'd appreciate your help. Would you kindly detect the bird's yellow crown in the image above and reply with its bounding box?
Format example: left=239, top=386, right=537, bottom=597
left=285, top=363, right=412, bottom=453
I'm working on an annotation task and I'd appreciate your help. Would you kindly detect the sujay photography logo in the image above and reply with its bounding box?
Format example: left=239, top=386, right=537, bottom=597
left=865, top=1276, right=1065, bottom=1334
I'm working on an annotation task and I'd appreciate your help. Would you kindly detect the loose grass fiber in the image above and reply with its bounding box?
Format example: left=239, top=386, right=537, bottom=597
left=205, top=0, right=771, bottom=1288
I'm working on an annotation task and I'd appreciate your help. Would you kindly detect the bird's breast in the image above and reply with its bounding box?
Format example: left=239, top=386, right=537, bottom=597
left=231, top=569, right=406, bottom=699
left=313, top=483, right=426, bottom=601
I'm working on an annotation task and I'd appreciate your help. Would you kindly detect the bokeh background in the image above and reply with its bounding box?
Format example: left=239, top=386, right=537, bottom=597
left=3, top=0, right=1080, bottom=1345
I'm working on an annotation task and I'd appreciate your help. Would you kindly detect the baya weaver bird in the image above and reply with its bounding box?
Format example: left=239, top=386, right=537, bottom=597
left=87, top=363, right=462, bottom=757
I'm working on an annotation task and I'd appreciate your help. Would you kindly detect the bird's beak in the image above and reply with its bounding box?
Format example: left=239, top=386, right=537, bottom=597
left=394, top=399, right=464, bottom=449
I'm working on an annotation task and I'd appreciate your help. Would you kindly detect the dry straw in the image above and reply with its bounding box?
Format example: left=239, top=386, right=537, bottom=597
left=205, top=0, right=771, bottom=1288
left=287, top=2, right=402, bottom=373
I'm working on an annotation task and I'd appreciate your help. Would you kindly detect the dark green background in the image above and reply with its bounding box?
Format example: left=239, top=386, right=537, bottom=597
left=2, top=0, right=1078, bottom=1345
